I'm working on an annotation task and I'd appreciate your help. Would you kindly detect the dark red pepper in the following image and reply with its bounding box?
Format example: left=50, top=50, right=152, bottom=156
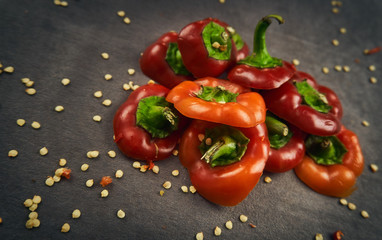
left=264, top=114, right=306, bottom=173
left=113, top=83, right=188, bottom=162
left=139, top=32, right=194, bottom=89
left=177, top=18, right=236, bottom=78
left=228, top=15, right=295, bottom=89
left=262, top=71, right=343, bottom=136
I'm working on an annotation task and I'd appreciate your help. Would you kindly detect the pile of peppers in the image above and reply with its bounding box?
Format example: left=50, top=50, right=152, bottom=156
left=114, top=15, right=364, bottom=206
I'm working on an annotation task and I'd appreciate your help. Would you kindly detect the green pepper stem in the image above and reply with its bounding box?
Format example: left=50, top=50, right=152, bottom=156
left=265, top=115, right=289, bottom=136
left=201, top=139, right=225, bottom=163
left=305, top=135, right=348, bottom=165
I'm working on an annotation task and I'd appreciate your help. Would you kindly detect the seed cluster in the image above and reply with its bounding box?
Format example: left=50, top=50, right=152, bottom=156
left=23, top=195, right=42, bottom=229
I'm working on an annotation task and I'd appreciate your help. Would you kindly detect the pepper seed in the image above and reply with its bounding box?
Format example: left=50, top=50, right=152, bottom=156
left=348, top=202, right=357, bottom=210
left=3, top=66, right=14, bottom=73
left=339, top=27, right=347, bottom=34
left=81, top=163, right=89, bottom=171
left=339, top=198, right=348, bottom=205
left=61, top=78, right=70, bottom=85
left=152, top=165, right=159, bottom=174
left=334, top=65, right=342, bottom=71
left=107, top=150, right=116, bottom=158
left=343, top=65, right=351, bottom=72
left=29, top=203, right=38, bottom=212
left=369, top=77, right=377, bottom=84
left=61, top=223, right=70, bottom=233
left=93, top=115, right=102, bottom=122
left=195, top=232, right=204, bottom=240
left=163, top=181, right=172, bottom=189
left=101, top=53, right=109, bottom=60
left=94, top=91, right=103, bottom=98
left=60, top=1, right=68, bottom=7
left=104, top=74, right=112, bottom=80
left=123, top=17, right=131, bottom=24
left=132, top=161, right=141, bottom=169
left=45, top=177, right=55, bottom=186
left=102, top=99, right=112, bottom=106
left=322, top=67, right=329, bottom=74
left=225, top=220, right=233, bottom=230
left=332, top=8, right=339, bottom=14
left=32, top=195, right=42, bottom=204
left=8, top=150, right=18, bottom=158
left=369, top=164, right=378, bottom=173
left=127, top=68, right=135, bottom=75
left=172, top=149, right=179, bottom=156
left=361, top=120, right=370, bottom=127
left=332, top=39, right=340, bottom=46
left=31, top=121, right=41, bottom=129
left=72, top=209, right=81, bottom=219
left=86, top=179, right=94, bottom=187
left=101, top=189, right=109, bottom=198
left=59, top=158, right=67, bottom=166
left=29, top=211, right=38, bottom=220
left=181, top=186, right=188, bottom=193
left=315, top=233, right=324, bottom=240
left=17, top=119, right=26, bottom=126
left=159, top=190, right=164, bottom=196
left=264, top=176, right=272, bottom=183
left=25, top=88, right=36, bottom=95
left=171, top=170, right=179, bottom=177
left=115, top=170, right=124, bottom=178
left=292, top=59, right=300, bottom=66
left=368, top=65, right=376, bottom=71
left=39, top=147, right=48, bottom=156
left=55, top=105, right=64, bottom=112
left=189, top=185, right=197, bottom=193
left=361, top=210, right=369, bottom=219
left=117, top=209, right=126, bottom=219
left=25, top=219, right=34, bottom=229
left=117, top=11, right=125, bottom=17
left=25, top=81, right=34, bottom=87
left=214, top=226, right=222, bottom=236
left=239, top=214, right=248, bottom=223
left=123, top=83, right=130, bottom=91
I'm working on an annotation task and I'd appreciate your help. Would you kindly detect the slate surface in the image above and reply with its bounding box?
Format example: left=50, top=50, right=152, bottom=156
left=0, top=0, right=381, bottom=239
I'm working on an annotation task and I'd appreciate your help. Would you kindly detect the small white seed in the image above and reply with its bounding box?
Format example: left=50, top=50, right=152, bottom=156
left=370, top=164, right=378, bottom=173
left=369, top=77, right=377, bottom=84
left=25, top=219, right=34, bottom=229
left=17, top=119, right=26, bottom=126
left=104, top=74, right=112, bottom=80
left=32, top=195, right=42, bottom=204
left=140, top=165, right=147, bottom=172
left=123, top=83, right=130, bottom=91
left=25, top=80, right=34, bottom=87
left=361, top=120, right=370, bottom=127
left=93, top=115, right=102, bottom=122
left=29, top=203, right=38, bottom=212
left=31, top=121, right=41, bottom=129
left=162, top=181, right=172, bottom=189
left=348, top=202, right=357, bottom=210
left=55, top=168, right=64, bottom=177
left=61, top=78, right=70, bottom=85
left=343, top=65, right=351, bottom=72
left=39, top=147, right=48, bottom=156
left=152, top=165, right=159, bottom=174
left=24, top=199, right=33, bottom=207
left=368, top=65, right=376, bottom=71
left=239, top=214, right=248, bottom=223
left=21, top=78, right=30, bottom=84
left=53, top=175, right=61, bottom=182
left=25, top=88, right=36, bottom=95
left=3, top=66, right=14, bottom=73
left=55, top=105, right=64, bottom=112
left=334, top=65, right=342, bottom=71
left=61, top=223, right=70, bottom=233
left=332, top=7, right=339, bottom=14
left=81, top=163, right=89, bottom=171
left=108, top=150, right=116, bottom=158
left=361, top=210, right=369, bottom=219
left=159, top=190, right=165, bottom=196
left=292, top=59, right=300, bottom=66
left=195, top=232, right=204, bottom=240
left=264, top=176, right=272, bottom=183
left=322, top=66, right=330, bottom=74
left=102, top=99, right=112, bottom=106
left=72, top=209, right=81, bottom=219
left=132, top=161, right=141, bottom=169
left=339, top=198, right=348, bottom=205
left=172, top=149, right=179, bottom=156
left=101, top=52, right=109, bottom=60
left=94, top=91, right=103, bottom=98
left=127, top=68, right=135, bottom=75
left=101, top=189, right=109, bottom=198
left=214, top=226, right=222, bottom=236
left=117, top=209, right=126, bottom=219
left=171, top=170, right=179, bottom=177
left=115, top=170, right=124, bottom=178
left=117, top=11, right=125, bottom=17
left=181, top=186, right=188, bottom=193
left=45, top=177, right=54, bottom=186
left=315, top=233, right=324, bottom=240
left=123, top=17, right=131, bottom=24
left=332, top=39, right=339, bottom=46
left=29, top=211, right=38, bottom=220
left=59, top=158, right=67, bottom=166
left=32, top=219, right=40, bottom=228
left=339, top=27, right=347, bottom=34
left=189, top=185, right=197, bottom=193
left=225, top=220, right=233, bottom=230
left=147, top=79, right=155, bottom=84
left=8, top=149, right=18, bottom=158
left=60, top=1, right=68, bottom=7
left=86, top=179, right=94, bottom=187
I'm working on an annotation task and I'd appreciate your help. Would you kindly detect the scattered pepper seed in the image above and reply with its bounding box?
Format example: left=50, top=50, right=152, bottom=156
left=332, top=7, right=339, bottom=14
left=53, top=175, right=61, bottom=182
left=361, top=120, right=370, bottom=127
left=343, top=65, right=350, bottom=72
left=8, top=149, right=18, bottom=158
left=25, top=80, right=34, bottom=87
left=292, top=59, right=300, bottom=66
left=115, top=170, right=124, bottom=178
left=81, top=164, right=89, bottom=171
left=147, top=79, right=155, bottom=84
left=152, top=165, right=159, bottom=174
left=59, top=158, right=67, bottom=166
left=369, top=77, right=377, bottom=84
left=32, top=219, right=40, bottom=228
left=104, top=74, right=112, bottom=81
left=219, top=0, right=225, bottom=3
left=198, top=134, right=205, bottom=142
left=55, top=168, right=64, bottom=177
left=214, top=226, right=222, bottom=236
left=55, top=105, right=64, bottom=112
left=339, top=198, right=348, bottom=205
left=25, top=219, right=34, bottom=229
left=32, top=195, right=42, bottom=204
left=24, top=199, right=33, bottom=207
left=334, top=65, right=342, bottom=71
left=117, top=209, right=126, bottom=219
left=117, top=11, right=125, bottom=17
left=264, top=176, right=272, bottom=183
left=195, top=232, right=204, bottom=240
left=361, top=210, right=369, bottom=219
left=61, top=223, right=70, bottom=232
left=181, top=186, right=188, bottom=193
left=86, top=179, right=94, bottom=187
left=171, top=170, right=179, bottom=177
left=72, top=209, right=81, bottom=219
left=94, top=90, right=103, bottom=98
left=45, top=177, right=54, bottom=186
left=61, top=78, right=70, bottom=86
left=239, top=214, right=248, bottom=223
left=339, top=27, right=347, bottom=34
left=315, top=233, right=324, bottom=240
left=123, top=17, right=131, bottom=24
left=16, top=119, right=26, bottom=126
left=93, top=115, right=102, bottom=122
left=108, top=150, right=116, bottom=158
left=348, top=202, right=356, bottom=210
left=368, top=65, right=376, bottom=71
left=369, top=164, right=378, bottom=173
left=101, top=52, right=109, bottom=60
left=29, top=211, right=38, bottom=220
left=3, top=66, right=14, bottom=73
left=123, top=83, right=131, bottom=91
left=163, top=181, right=172, bottom=189
left=128, top=68, right=135, bottom=75
left=29, top=203, right=38, bottom=212
left=159, top=190, right=165, bottom=196
left=225, top=220, right=233, bottom=230
left=60, top=1, right=68, bottom=7
left=140, top=165, right=148, bottom=173
left=212, top=41, right=221, bottom=49
left=31, top=121, right=41, bottom=129
left=25, top=88, right=36, bottom=95
left=332, top=39, right=339, bottom=46
left=101, top=189, right=109, bottom=198
left=322, top=67, right=329, bottom=74
left=102, top=99, right=112, bottom=106
left=21, top=78, right=30, bottom=84
left=39, top=147, right=48, bottom=156
left=132, top=161, right=141, bottom=169
left=172, top=149, right=179, bottom=156
left=189, top=185, right=197, bottom=193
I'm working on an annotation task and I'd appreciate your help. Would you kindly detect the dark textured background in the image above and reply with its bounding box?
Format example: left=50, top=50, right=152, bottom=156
left=1, top=0, right=381, bottom=239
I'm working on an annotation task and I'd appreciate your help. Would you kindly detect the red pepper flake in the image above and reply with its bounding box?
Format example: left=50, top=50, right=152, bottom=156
left=249, top=223, right=256, bottom=228
left=61, top=168, right=72, bottom=179
left=333, top=230, right=344, bottom=240
left=364, top=46, right=381, bottom=55
left=100, top=176, right=112, bottom=187
left=147, top=159, right=155, bottom=170
left=354, top=58, right=360, bottom=64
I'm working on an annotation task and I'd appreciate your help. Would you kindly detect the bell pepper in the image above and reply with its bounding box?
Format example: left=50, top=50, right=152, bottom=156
left=113, top=83, right=187, bottom=162
left=228, top=15, right=296, bottom=89
left=177, top=18, right=236, bottom=78
left=262, top=71, right=343, bottom=136
left=178, top=120, right=270, bottom=206
left=264, top=114, right=306, bottom=173
left=139, top=31, right=194, bottom=89
left=294, top=126, right=364, bottom=197
left=166, top=77, right=266, bottom=128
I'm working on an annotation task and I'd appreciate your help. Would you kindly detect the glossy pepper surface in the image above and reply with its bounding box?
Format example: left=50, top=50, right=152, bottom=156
left=179, top=120, right=269, bottom=206
left=166, top=77, right=266, bottom=128
left=264, top=114, right=306, bottom=173
left=295, top=126, right=364, bottom=197
left=262, top=71, right=343, bottom=136
left=139, top=32, right=194, bottom=89
left=113, top=83, right=187, bottom=162
left=177, top=18, right=236, bottom=78
left=228, top=15, right=295, bottom=89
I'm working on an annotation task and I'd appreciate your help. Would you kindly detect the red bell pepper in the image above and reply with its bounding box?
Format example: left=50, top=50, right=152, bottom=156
left=294, top=126, right=364, bottom=197
left=139, top=31, right=194, bottom=89
left=113, top=83, right=187, bottom=162
left=262, top=71, right=343, bottom=136
left=228, top=15, right=296, bottom=89
left=177, top=18, right=236, bottom=78
left=179, top=120, right=269, bottom=206
left=166, top=77, right=266, bottom=128
left=264, top=114, right=306, bottom=173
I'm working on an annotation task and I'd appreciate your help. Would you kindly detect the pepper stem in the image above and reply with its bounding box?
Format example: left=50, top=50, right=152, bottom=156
left=305, top=135, right=348, bottom=165
left=201, top=139, right=225, bottom=163
left=239, top=15, right=284, bottom=68
left=265, top=115, right=288, bottom=136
